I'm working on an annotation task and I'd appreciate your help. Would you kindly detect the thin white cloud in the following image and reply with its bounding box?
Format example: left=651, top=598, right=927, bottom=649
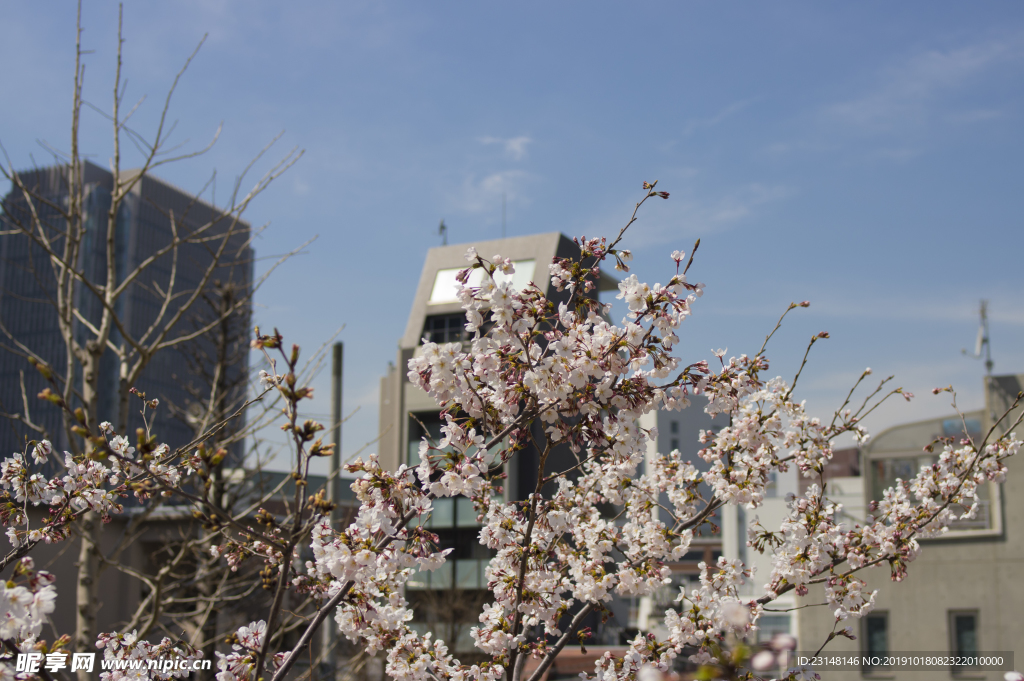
left=449, top=170, right=532, bottom=214
left=760, top=139, right=840, bottom=156
left=479, top=135, right=532, bottom=160
left=680, top=100, right=753, bottom=136
left=629, top=183, right=795, bottom=247
left=827, top=36, right=1022, bottom=131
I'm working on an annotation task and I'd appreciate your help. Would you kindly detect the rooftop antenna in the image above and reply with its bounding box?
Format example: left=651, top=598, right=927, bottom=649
left=962, top=299, right=993, bottom=376
left=438, top=219, right=447, bottom=246
left=502, top=192, right=506, bottom=238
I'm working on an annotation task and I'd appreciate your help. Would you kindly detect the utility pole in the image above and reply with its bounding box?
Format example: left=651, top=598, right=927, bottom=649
left=329, top=341, right=343, bottom=524
left=322, top=341, right=343, bottom=679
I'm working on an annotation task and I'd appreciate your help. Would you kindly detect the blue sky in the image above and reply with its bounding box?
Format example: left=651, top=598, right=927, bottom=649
left=2, top=2, right=1023, bottom=471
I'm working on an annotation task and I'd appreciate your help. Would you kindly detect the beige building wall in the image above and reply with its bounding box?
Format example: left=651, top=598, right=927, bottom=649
left=720, top=466, right=804, bottom=645
left=797, top=375, right=1024, bottom=681
left=377, top=232, right=618, bottom=473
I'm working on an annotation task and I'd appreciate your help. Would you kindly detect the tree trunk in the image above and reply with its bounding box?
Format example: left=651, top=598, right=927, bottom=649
left=75, top=511, right=101, bottom=681
left=75, top=352, right=103, bottom=681
left=196, top=465, right=225, bottom=681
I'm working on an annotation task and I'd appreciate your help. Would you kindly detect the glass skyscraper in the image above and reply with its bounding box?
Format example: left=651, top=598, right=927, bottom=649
left=0, top=161, right=252, bottom=458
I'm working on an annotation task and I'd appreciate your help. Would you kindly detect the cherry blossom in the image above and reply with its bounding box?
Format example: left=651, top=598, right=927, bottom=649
left=0, top=184, right=1018, bottom=681
left=284, top=192, right=1022, bottom=681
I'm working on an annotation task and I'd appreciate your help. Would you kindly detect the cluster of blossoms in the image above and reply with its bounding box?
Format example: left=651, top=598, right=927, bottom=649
left=3, top=188, right=1019, bottom=681
left=0, top=557, right=57, bottom=678
left=252, top=217, right=757, bottom=679
left=0, top=558, right=56, bottom=642
left=757, top=427, right=1019, bottom=616
left=670, top=558, right=759, bottom=648
left=95, top=630, right=202, bottom=680
left=301, top=457, right=457, bottom=662
left=0, top=419, right=188, bottom=551
left=283, top=208, right=1022, bottom=681
left=0, top=412, right=207, bottom=678
left=215, top=621, right=286, bottom=681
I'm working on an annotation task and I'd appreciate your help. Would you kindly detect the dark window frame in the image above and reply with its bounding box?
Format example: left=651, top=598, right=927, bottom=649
left=861, top=611, right=889, bottom=673
left=949, top=609, right=980, bottom=673
left=421, top=313, right=468, bottom=345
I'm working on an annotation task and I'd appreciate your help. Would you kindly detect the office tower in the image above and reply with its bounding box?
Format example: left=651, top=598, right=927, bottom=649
left=0, top=161, right=252, bottom=458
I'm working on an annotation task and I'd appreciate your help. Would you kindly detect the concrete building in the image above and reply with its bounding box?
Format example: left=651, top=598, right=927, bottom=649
left=0, top=161, right=252, bottom=457
left=797, top=374, right=1024, bottom=681
left=636, top=406, right=727, bottom=643
left=718, top=446, right=864, bottom=656
left=378, top=233, right=640, bottom=653
left=0, top=160, right=260, bottom=652
left=378, top=233, right=746, bottom=662
left=379, top=233, right=615, bottom=474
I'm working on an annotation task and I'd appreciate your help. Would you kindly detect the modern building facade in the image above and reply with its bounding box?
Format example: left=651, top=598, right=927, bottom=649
left=717, top=445, right=863, bottom=657
left=796, top=374, right=1024, bottom=681
left=379, top=232, right=614, bottom=474
left=379, top=233, right=636, bottom=653
left=636, top=405, right=727, bottom=643
left=0, top=161, right=252, bottom=457
left=380, top=233, right=735, bottom=659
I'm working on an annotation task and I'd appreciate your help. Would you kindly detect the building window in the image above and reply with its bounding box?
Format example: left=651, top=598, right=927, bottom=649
left=756, top=614, right=791, bottom=643
left=942, top=418, right=982, bottom=439
left=869, top=457, right=918, bottom=501
left=408, top=412, right=505, bottom=471
left=428, top=259, right=536, bottom=304
left=431, top=498, right=455, bottom=528
left=950, top=611, right=979, bottom=672
left=870, top=456, right=995, bottom=532
left=454, top=558, right=488, bottom=589
left=670, top=421, right=679, bottom=434
left=406, top=560, right=453, bottom=590
left=422, top=313, right=467, bottom=344
left=670, top=438, right=679, bottom=451
left=862, top=612, right=888, bottom=672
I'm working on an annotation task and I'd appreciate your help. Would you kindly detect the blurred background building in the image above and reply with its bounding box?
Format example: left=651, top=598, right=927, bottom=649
left=378, top=233, right=729, bottom=669
left=0, top=161, right=253, bottom=458
left=378, top=233, right=1023, bottom=679
left=379, top=233, right=631, bottom=658
left=792, top=374, right=1022, bottom=681
left=0, top=161, right=260, bottom=657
